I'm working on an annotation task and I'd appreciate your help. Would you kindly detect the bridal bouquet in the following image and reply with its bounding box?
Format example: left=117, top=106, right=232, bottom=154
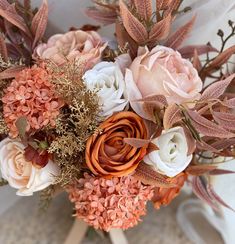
left=0, top=0, right=235, bottom=231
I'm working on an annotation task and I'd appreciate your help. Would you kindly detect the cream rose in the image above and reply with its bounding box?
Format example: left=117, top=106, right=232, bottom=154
left=83, top=61, right=128, bottom=117
left=125, top=46, right=202, bottom=120
left=0, top=138, right=59, bottom=196
left=34, top=30, right=106, bottom=69
left=143, top=127, right=192, bottom=177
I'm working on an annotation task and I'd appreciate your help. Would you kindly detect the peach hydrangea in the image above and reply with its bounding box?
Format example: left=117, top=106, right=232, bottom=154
left=2, top=65, right=63, bottom=137
left=67, top=173, right=154, bottom=231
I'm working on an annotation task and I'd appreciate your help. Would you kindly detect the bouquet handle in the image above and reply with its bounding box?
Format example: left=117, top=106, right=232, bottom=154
left=63, top=219, right=129, bottom=244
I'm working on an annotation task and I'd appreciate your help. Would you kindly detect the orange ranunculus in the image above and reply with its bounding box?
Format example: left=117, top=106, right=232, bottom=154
left=85, top=111, right=148, bottom=177
left=152, top=172, right=187, bottom=209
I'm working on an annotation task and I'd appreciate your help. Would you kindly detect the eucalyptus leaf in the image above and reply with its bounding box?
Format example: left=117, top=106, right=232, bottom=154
left=15, top=116, right=28, bottom=139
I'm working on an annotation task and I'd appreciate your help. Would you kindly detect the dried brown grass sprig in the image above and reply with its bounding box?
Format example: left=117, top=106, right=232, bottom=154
left=46, top=60, right=100, bottom=186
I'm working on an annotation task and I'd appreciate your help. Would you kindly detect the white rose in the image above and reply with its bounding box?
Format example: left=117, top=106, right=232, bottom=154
left=83, top=61, right=128, bottom=117
left=0, top=138, right=60, bottom=196
left=144, top=127, right=192, bottom=177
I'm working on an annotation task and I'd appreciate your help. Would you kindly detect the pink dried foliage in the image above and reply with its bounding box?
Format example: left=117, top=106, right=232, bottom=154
left=67, top=173, right=154, bottom=231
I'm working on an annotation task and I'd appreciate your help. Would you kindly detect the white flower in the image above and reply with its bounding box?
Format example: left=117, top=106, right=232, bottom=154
left=144, top=127, right=192, bottom=177
left=0, top=138, right=60, bottom=196
left=83, top=61, right=128, bottom=117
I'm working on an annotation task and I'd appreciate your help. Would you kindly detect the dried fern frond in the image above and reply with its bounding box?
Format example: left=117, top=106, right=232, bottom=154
left=0, top=114, right=8, bottom=135
left=49, top=133, right=83, bottom=158
left=54, top=157, right=83, bottom=187
left=45, top=60, right=100, bottom=187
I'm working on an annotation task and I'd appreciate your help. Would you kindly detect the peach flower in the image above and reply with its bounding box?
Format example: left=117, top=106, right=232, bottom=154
left=0, top=137, right=59, bottom=196
left=34, top=30, right=106, bottom=69
left=2, top=65, right=63, bottom=137
left=125, top=46, right=202, bottom=120
left=67, top=173, right=153, bottom=231
left=152, top=172, right=187, bottom=209
left=85, top=111, right=148, bottom=177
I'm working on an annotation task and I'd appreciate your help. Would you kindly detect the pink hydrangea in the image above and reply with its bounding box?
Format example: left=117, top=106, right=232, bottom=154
left=2, top=65, right=63, bottom=137
left=67, top=173, right=154, bottom=231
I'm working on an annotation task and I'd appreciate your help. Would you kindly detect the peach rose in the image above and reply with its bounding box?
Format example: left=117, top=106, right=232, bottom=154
left=0, top=138, right=59, bottom=196
left=85, top=111, right=148, bottom=177
left=125, top=46, right=202, bottom=120
left=152, top=172, right=187, bottom=209
left=34, top=30, right=106, bottom=69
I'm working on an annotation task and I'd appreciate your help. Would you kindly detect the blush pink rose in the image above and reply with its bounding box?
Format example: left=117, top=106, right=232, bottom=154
left=34, top=30, right=106, bottom=69
left=125, top=46, right=202, bottom=120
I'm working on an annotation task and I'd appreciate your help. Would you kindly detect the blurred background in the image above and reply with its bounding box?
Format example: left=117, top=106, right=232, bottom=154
left=1, top=0, right=235, bottom=243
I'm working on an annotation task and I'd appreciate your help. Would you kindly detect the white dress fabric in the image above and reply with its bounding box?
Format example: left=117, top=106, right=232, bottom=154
left=1, top=1, right=235, bottom=243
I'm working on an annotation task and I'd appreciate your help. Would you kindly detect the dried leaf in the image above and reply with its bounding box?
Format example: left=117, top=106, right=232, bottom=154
left=212, top=111, right=235, bottom=130
left=142, top=102, right=159, bottom=122
left=78, top=24, right=100, bottom=32
left=207, top=184, right=235, bottom=212
left=144, top=119, right=159, bottom=138
left=165, top=15, right=196, bottom=49
left=196, top=140, right=219, bottom=153
left=4, top=20, right=22, bottom=44
left=24, top=0, right=31, bottom=10
left=123, top=138, right=150, bottom=148
left=192, top=176, right=219, bottom=211
left=15, top=116, right=28, bottom=140
left=119, top=0, right=148, bottom=44
left=193, top=49, right=202, bottom=71
left=200, top=74, right=235, bottom=101
left=178, top=44, right=218, bottom=59
left=133, top=0, right=152, bottom=20
left=24, top=145, right=49, bottom=168
left=0, top=0, right=10, bottom=10
left=0, top=4, right=31, bottom=36
left=156, top=0, right=170, bottom=10
left=209, top=169, right=235, bottom=175
left=205, top=45, right=235, bottom=72
left=163, top=104, right=182, bottom=129
left=147, top=142, right=159, bottom=154
left=31, top=0, right=48, bottom=48
left=134, top=94, right=168, bottom=106
left=85, top=7, right=117, bottom=25
left=211, top=138, right=235, bottom=150
left=187, top=110, right=235, bottom=138
left=0, top=33, right=8, bottom=61
left=164, top=0, right=181, bottom=16
left=183, top=126, right=196, bottom=155
left=115, top=21, right=138, bottom=58
left=134, top=163, right=176, bottom=188
left=0, top=65, right=25, bottom=80
left=149, top=14, right=172, bottom=41
left=225, top=98, right=235, bottom=108
left=186, top=165, right=217, bottom=176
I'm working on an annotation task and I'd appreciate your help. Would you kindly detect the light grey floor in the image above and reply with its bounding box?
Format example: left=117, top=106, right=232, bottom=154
left=0, top=193, right=192, bottom=244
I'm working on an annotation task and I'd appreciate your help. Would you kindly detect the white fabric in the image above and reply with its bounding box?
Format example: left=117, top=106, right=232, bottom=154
left=174, top=0, right=235, bottom=46
left=211, top=160, right=235, bottom=244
